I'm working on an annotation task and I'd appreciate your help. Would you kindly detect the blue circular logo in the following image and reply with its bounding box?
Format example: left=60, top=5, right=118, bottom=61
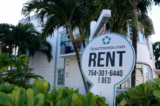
left=102, top=36, right=111, bottom=44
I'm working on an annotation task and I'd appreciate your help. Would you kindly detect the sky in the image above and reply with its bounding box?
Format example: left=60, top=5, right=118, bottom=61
left=148, top=5, right=160, bottom=43
left=0, top=0, right=27, bottom=25
left=0, top=0, right=160, bottom=43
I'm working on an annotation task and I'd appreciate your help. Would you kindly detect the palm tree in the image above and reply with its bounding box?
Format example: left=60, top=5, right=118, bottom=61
left=22, top=35, right=53, bottom=72
left=22, top=0, right=88, bottom=92
left=0, top=24, right=15, bottom=54
left=13, top=23, right=53, bottom=61
left=22, top=0, right=104, bottom=92
left=72, top=0, right=106, bottom=48
left=13, top=23, right=53, bottom=72
left=0, top=23, right=53, bottom=64
left=105, top=0, right=157, bottom=87
left=13, top=23, right=39, bottom=56
left=153, top=42, right=160, bottom=69
left=27, top=35, right=53, bottom=62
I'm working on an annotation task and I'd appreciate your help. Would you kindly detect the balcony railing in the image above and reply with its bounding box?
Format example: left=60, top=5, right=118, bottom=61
left=60, top=40, right=84, bottom=55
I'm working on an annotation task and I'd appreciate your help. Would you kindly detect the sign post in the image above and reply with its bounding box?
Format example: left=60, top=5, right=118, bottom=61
left=81, top=33, right=135, bottom=106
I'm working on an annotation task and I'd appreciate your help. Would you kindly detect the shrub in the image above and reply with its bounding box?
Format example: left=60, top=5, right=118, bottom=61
left=0, top=54, right=29, bottom=72
left=0, top=53, right=43, bottom=88
left=2, top=71, right=43, bottom=89
left=116, top=78, right=160, bottom=106
left=0, top=79, right=108, bottom=106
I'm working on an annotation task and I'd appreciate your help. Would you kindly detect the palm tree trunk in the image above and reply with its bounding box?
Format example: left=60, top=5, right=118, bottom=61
left=131, top=28, right=138, bottom=87
left=131, top=6, right=138, bottom=87
left=68, top=25, right=89, bottom=92
left=72, top=41, right=89, bottom=92
left=82, top=40, right=86, bottom=48
left=79, top=28, right=86, bottom=48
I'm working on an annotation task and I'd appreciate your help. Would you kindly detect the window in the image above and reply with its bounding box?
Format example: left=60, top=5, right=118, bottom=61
left=128, top=22, right=133, bottom=40
left=139, top=33, right=145, bottom=43
left=143, top=66, right=152, bottom=82
left=60, top=32, right=66, bottom=46
left=136, top=68, right=144, bottom=86
left=117, top=77, right=130, bottom=89
left=57, top=70, right=64, bottom=85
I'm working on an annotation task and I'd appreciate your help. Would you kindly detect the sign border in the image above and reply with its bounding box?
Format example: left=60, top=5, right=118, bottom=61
left=81, top=33, right=135, bottom=105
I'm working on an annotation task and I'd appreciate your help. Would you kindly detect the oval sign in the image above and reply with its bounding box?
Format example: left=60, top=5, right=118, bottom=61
left=81, top=33, right=135, bottom=106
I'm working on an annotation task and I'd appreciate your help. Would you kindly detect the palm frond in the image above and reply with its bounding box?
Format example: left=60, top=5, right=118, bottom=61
left=138, top=14, right=154, bottom=37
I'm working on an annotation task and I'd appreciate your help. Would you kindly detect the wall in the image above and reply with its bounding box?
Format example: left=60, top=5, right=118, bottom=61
left=65, top=59, right=84, bottom=87
left=137, top=42, right=154, bottom=69
left=64, top=59, right=86, bottom=94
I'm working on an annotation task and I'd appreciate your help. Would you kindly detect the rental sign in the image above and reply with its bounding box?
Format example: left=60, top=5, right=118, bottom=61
left=81, top=33, right=135, bottom=106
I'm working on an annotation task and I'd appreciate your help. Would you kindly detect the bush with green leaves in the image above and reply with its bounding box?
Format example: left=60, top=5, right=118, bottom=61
left=0, top=79, right=108, bottom=106
left=2, top=71, right=43, bottom=89
left=0, top=53, right=30, bottom=72
left=116, top=78, right=160, bottom=106
left=0, top=53, right=43, bottom=88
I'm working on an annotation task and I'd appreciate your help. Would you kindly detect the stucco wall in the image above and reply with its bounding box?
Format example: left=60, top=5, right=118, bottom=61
left=137, top=42, right=154, bottom=70
left=65, top=59, right=84, bottom=87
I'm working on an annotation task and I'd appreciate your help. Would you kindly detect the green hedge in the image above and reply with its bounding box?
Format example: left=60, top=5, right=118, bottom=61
left=116, top=78, right=160, bottom=106
left=0, top=79, right=108, bottom=106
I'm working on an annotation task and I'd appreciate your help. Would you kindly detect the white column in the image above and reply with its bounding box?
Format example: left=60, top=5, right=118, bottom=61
left=89, top=21, right=97, bottom=41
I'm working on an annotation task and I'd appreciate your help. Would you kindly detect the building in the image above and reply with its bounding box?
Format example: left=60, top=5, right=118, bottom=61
left=19, top=10, right=160, bottom=95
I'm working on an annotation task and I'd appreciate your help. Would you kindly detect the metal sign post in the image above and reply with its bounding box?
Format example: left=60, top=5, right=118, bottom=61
left=81, top=33, right=135, bottom=106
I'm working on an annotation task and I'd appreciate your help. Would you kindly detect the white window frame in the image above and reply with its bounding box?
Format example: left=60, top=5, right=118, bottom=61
left=56, top=69, right=64, bottom=86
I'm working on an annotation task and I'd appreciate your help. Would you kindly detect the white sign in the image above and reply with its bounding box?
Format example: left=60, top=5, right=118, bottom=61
left=81, top=33, right=135, bottom=106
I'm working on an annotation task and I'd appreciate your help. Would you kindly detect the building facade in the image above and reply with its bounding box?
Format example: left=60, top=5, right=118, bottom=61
left=19, top=15, right=159, bottom=95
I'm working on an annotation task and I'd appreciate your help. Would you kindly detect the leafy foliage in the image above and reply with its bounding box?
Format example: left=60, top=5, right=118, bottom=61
left=0, top=79, right=108, bottom=106
left=22, top=0, right=103, bottom=41
left=2, top=72, right=43, bottom=89
left=153, top=41, right=160, bottom=69
left=0, top=24, right=15, bottom=54
left=0, top=53, right=43, bottom=88
left=116, top=78, right=160, bottom=106
left=0, top=23, right=53, bottom=62
left=0, top=53, right=30, bottom=72
left=104, top=0, right=154, bottom=37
